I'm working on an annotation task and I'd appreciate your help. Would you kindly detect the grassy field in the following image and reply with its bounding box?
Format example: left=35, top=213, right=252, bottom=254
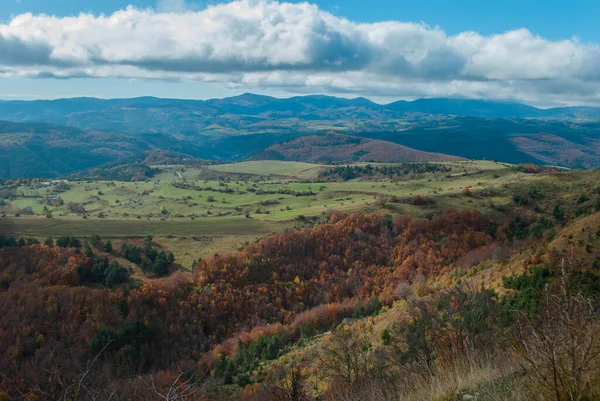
left=0, top=216, right=283, bottom=237
left=0, top=160, right=542, bottom=259
left=208, top=160, right=327, bottom=179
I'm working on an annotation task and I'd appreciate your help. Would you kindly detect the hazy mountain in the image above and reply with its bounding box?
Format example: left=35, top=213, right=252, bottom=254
left=1, top=94, right=599, bottom=139
left=385, top=98, right=544, bottom=118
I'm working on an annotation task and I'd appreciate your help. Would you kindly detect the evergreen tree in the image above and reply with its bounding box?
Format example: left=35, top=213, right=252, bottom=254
left=43, top=237, right=54, bottom=247
left=103, top=239, right=113, bottom=253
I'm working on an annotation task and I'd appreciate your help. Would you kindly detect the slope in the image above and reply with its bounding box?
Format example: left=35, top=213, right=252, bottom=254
left=251, top=133, right=463, bottom=163
left=362, top=118, right=600, bottom=168
left=0, top=120, right=201, bottom=178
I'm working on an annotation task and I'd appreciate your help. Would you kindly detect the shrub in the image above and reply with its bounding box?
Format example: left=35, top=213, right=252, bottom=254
left=515, top=294, right=600, bottom=401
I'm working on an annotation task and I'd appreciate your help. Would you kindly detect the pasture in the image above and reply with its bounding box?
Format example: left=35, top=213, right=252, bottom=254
left=0, top=160, right=541, bottom=265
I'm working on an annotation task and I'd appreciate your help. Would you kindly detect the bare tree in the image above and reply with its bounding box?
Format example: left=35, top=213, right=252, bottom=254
left=2, top=340, right=116, bottom=401
left=318, top=322, right=375, bottom=389
left=516, top=293, right=600, bottom=401
left=267, top=354, right=312, bottom=401
left=139, top=364, right=211, bottom=401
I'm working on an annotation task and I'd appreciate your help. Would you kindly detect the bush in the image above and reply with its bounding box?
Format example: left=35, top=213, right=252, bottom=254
left=512, top=194, right=529, bottom=206
left=515, top=294, right=600, bottom=400
left=67, top=202, right=86, bottom=214
left=215, top=334, right=288, bottom=386
left=553, top=205, right=565, bottom=221
left=17, top=206, right=34, bottom=215
left=577, top=194, right=590, bottom=204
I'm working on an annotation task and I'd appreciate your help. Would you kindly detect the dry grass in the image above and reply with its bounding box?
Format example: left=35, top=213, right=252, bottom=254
left=155, top=234, right=263, bottom=269
left=324, top=352, right=529, bottom=401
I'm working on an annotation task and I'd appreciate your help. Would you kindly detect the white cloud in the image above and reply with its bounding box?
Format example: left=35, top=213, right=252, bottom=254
left=0, top=0, right=598, bottom=104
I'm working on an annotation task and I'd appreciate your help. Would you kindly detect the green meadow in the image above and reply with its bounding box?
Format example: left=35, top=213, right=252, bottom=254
left=0, top=160, right=540, bottom=264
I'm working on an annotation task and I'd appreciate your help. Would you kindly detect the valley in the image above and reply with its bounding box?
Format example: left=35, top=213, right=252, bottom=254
left=1, top=160, right=538, bottom=267
left=1, top=95, right=600, bottom=401
left=3, top=1, right=600, bottom=399
left=2, top=161, right=600, bottom=400
left=3, top=95, right=600, bottom=180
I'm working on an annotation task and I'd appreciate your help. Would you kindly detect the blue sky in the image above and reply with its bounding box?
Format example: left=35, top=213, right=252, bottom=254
left=2, top=0, right=599, bottom=42
left=1, top=0, right=599, bottom=105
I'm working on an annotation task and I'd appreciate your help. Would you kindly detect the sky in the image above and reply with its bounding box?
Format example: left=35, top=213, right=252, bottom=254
left=0, top=0, right=599, bottom=105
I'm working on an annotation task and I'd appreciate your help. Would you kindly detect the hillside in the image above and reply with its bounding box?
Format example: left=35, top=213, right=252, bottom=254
left=2, top=168, right=600, bottom=400
left=363, top=118, right=600, bottom=168
left=2, top=95, right=600, bottom=172
left=252, top=134, right=463, bottom=163
left=2, top=115, right=600, bottom=179
left=0, top=120, right=202, bottom=178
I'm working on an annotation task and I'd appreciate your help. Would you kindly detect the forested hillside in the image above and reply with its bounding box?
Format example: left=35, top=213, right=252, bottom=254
left=0, top=121, right=204, bottom=178
left=252, top=134, right=463, bottom=163
left=3, top=95, right=600, bottom=178
left=3, top=168, right=600, bottom=400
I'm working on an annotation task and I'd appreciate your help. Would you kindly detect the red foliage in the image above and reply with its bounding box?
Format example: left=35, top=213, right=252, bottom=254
left=392, top=210, right=491, bottom=281
left=0, top=245, right=90, bottom=288
left=412, top=195, right=435, bottom=206
left=0, top=209, right=494, bottom=397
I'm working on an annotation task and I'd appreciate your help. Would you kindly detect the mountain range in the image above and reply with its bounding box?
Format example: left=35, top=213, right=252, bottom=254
left=2, top=94, right=600, bottom=138
left=2, top=94, right=600, bottom=178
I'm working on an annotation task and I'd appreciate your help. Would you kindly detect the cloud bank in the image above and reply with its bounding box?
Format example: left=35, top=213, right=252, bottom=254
left=1, top=0, right=599, bottom=104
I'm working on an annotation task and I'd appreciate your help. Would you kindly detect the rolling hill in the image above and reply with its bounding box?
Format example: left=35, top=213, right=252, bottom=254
left=361, top=117, right=600, bottom=168
left=0, top=120, right=202, bottom=178
left=2, top=95, right=600, bottom=176
left=252, top=133, right=463, bottom=163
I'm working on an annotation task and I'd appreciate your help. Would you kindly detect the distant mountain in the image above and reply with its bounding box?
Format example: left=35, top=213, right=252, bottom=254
left=252, top=133, right=463, bottom=164
left=385, top=98, right=543, bottom=118
left=2, top=95, right=600, bottom=174
left=0, top=94, right=385, bottom=136
left=1, top=95, right=599, bottom=139
left=0, top=120, right=202, bottom=178
left=544, top=106, right=600, bottom=120
left=361, top=118, right=600, bottom=169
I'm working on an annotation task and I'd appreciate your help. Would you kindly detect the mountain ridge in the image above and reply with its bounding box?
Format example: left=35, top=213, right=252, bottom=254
left=2, top=94, right=599, bottom=124
left=2, top=96, right=600, bottom=176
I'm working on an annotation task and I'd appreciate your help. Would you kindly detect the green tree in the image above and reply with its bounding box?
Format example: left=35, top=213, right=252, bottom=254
left=84, top=241, right=94, bottom=258
left=91, top=233, right=101, bottom=246
left=381, top=327, right=391, bottom=345
left=105, top=262, right=130, bottom=287
left=92, top=256, right=110, bottom=283
left=553, top=205, right=565, bottom=221
left=103, top=239, right=113, bottom=253
left=56, top=235, right=70, bottom=248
